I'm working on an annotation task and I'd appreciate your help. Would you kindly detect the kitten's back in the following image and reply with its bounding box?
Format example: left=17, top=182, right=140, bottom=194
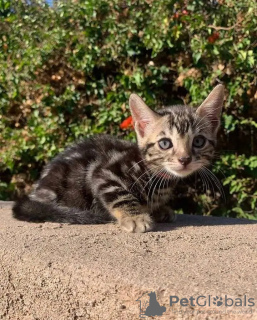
left=12, top=135, right=144, bottom=224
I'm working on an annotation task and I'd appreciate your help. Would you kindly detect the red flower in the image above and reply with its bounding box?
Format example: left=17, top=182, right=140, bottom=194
left=208, top=32, right=220, bottom=44
left=120, top=116, right=134, bottom=130
left=173, top=9, right=189, bottom=19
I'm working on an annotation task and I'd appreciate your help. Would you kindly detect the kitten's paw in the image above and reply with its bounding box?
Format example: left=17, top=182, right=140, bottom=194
left=155, top=206, right=176, bottom=223
left=119, top=214, right=154, bottom=233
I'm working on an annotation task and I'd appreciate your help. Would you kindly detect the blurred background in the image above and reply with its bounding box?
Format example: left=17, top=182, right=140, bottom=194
left=0, top=0, right=256, bottom=219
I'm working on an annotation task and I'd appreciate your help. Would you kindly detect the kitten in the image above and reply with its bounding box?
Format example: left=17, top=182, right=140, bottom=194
left=13, top=85, right=224, bottom=233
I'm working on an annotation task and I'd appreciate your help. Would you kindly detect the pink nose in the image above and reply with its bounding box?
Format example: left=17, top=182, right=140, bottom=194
left=178, top=156, right=192, bottom=166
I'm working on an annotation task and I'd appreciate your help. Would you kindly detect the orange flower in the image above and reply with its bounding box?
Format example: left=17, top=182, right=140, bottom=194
left=120, top=116, right=134, bottom=130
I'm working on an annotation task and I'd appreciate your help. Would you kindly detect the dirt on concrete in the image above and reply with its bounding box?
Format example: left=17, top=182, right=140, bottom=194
left=0, top=201, right=257, bottom=320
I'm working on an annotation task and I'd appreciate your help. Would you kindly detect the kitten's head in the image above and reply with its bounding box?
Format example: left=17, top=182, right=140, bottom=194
left=129, top=85, right=224, bottom=178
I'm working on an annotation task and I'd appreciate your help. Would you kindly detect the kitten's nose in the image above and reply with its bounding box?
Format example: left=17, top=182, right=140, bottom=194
left=178, top=156, right=192, bottom=166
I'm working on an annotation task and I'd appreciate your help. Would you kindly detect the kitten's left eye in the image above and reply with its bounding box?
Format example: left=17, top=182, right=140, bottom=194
left=193, top=135, right=206, bottom=148
left=158, top=138, right=173, bottom=150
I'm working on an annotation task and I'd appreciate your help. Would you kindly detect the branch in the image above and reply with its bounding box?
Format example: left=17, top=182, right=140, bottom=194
left=208, top=24, right=237, bottom=31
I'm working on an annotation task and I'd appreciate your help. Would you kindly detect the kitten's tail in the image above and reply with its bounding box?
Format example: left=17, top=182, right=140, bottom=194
left=12, top=196, right=108, bottom=224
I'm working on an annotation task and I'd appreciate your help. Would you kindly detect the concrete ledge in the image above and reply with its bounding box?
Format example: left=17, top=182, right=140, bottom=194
left=0, top=202, right=256, bottom=319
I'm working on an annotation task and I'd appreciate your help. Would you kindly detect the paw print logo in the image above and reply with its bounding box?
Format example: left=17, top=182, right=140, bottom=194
left=213, top=296, right=223, bottom=307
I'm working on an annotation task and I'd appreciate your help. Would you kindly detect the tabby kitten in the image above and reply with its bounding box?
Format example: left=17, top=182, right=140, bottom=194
left=13, top=85, right=224, bottom=233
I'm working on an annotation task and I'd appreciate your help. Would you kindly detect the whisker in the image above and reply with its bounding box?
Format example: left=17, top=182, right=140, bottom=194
left=198, top=169, right=208, bottom=195
left=150, top=168, right=165, bottom=212
left=129, top=170, right=150, bottom=193
left=208, top=163, right=227, bottom=179
left=146, top=167, right=165, bottom=207
left=127, top=159, right=146, bottom=172
left=138, top=165, right=164, bottom=198
left=202, top=166, right=226, bottom=202
left=199, top=168, right=212, bottom=197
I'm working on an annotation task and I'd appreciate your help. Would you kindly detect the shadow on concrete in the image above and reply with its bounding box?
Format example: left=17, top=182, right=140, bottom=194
left=1, top=201, right=256, bottom=233
left=155, top=214, right=257, bottom=232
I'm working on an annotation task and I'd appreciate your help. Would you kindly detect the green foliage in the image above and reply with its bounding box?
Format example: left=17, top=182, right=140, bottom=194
left=0, top=0, right=257, bottom=219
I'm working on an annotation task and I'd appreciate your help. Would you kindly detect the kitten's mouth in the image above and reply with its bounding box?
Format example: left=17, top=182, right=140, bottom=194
left=165, top=162, right=205, bottom=178
left=156, top=171, right=173, bottom=180
left=154, top=163, right=202, bottom=179
left=155, top=167, right=194, bottom=179
left=174, top=169, right=194, bottom=177
left=166, top=166, right=195, bottom=178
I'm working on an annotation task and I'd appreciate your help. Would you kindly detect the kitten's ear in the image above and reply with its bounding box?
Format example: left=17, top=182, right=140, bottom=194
left=196, top=84, right=224, bottom=134
left=129, top=94, right=160, bottom=138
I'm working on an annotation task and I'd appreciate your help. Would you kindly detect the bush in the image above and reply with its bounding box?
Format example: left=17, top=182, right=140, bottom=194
left=0, top=0, right=257, bottom=219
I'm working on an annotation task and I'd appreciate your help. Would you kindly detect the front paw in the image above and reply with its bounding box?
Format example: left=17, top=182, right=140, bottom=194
left=154, top=206, right=176, bottom=223
left=119, top=213, right=154, bottom=233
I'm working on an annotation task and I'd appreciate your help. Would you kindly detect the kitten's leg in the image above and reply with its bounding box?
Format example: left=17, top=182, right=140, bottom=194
left=152, top=205, right=176, bottom=223
left=114, top=206, right=153, bottom=233
left=96, top=184, right=153, bottom=233
left=91, top=165, right=153, bottom=232
left=109, top=195, right=153, bottom=233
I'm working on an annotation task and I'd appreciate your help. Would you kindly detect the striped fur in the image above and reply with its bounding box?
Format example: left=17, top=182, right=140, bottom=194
left=13, top=85, right=224, bottom=232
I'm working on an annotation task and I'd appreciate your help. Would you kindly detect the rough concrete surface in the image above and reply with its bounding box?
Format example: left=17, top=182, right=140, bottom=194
left=0, top=201, right=257, bottom=320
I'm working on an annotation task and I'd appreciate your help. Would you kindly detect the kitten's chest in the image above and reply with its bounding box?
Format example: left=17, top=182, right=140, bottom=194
left=131, top=173, right=174, bottom=209
left=147, top=183, right=174, bottom=210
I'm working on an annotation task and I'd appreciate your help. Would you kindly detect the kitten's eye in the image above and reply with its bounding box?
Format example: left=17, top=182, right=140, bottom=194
left=193, top=135, right=206, bottom=148
left=158, top=138, right=173, bottom=150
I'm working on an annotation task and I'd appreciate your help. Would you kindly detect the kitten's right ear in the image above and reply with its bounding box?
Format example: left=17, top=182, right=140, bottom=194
left=196, top=84, right=225, bottom=135
left=129, top=94, right=160, bottom=138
